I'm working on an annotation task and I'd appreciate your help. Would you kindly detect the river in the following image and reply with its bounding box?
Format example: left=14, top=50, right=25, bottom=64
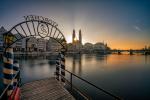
left=0, top=54, right=150, bottom=100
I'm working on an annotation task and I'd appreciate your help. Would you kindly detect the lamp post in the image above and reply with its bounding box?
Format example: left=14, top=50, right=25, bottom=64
left=3, top=33, right=15, bottom=48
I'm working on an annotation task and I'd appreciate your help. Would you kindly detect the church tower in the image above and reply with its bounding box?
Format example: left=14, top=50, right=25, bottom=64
left=72, top=29, right=76, bottom=43
left=79, top=29, right=82, bottom=44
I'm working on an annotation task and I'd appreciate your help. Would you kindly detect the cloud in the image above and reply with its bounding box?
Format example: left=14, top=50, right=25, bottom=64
left=134, top=25, right=141, bottom=31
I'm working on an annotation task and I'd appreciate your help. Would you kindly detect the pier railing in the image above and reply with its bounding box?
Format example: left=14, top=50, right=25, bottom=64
left=56, top=68, right=122, bottom=100
left=0, top=65, right=122, bottom=100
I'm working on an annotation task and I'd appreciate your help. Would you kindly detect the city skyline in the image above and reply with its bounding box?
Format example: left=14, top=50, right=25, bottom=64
left=0, top=0, right=150, bottom=49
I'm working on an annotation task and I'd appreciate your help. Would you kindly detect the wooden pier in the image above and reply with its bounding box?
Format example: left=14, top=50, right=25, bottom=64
left=21, top=77, right=75, bottom=100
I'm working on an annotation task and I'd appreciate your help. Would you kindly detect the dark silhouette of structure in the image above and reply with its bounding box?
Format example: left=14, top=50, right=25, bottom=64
left=72, top=29, right=76, bottom=43
left=79, top=29, right=82, bottom=45
left=72, top=29, right=82, bottom=45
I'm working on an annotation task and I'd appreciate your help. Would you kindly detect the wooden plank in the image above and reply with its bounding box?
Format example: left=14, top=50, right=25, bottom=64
left=21, top=77, right=75, bottom=100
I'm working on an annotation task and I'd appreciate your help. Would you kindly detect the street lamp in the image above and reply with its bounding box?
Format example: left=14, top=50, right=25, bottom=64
left=3, top=33, right=15, bottom=47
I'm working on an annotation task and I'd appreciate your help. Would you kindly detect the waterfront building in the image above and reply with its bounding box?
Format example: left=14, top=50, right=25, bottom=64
left=83, top=43, right=94, bottom=53
left=70, top=29, right=83, bottom=52
left=83, top=42, right=110, bottom=53
left=79, top=29, right=82, bottom=45
left=0, top=27, right=27, bottom=52
left=37, top=38, right=46, bottom=52
left=46, top=38, right=61, bottom=52
left=67, top=43, right=74, bottom=52
left=72, top=29, right=82, bottom=45
left=12, top=33, right=26, bottom=52
left=93, top=42, right=107, bottom=53
left=94, top=42, right=106, bottom=50
left=0, top=27, right=7, bottom=52
left=72, top=29, right=76, bottom=43
left=26, top=37, right=38, bottom=52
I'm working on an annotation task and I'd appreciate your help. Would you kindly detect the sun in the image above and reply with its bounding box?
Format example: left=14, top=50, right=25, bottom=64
left=74, top=37, right=77, bottom=41
left=66, top=35, right=72, bottom=43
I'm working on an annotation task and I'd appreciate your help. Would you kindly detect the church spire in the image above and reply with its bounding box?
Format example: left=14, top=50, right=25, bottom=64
left=72, top=29, right=76, bottom=43
left=79, top=29, right=82, bottom=44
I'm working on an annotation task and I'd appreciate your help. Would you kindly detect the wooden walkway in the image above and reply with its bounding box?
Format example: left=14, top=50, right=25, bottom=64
left=21, top=77, right=75, bottom=100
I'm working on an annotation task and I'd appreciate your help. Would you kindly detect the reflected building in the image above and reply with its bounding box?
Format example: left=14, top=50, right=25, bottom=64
left=72, top=54, right=82, bottom=75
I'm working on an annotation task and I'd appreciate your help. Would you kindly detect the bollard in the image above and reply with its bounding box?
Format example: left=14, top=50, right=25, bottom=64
left=13, top=60, right=19, bottom=88
left=56, top=57, right=60, bottom=81
left=60, top=50, right=65, bottom=83
left=3, top=48, right=14, bottom=96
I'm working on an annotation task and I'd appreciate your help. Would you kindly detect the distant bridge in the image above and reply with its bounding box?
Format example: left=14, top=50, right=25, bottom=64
left=111, top=49, right=150, bottom=55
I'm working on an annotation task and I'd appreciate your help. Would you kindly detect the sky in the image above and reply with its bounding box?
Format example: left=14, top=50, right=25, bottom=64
left=0, top=0, right=150, bottom=49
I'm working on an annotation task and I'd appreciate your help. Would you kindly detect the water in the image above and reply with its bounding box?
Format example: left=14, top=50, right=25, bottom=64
left=0, top=54, right=150, bottom=100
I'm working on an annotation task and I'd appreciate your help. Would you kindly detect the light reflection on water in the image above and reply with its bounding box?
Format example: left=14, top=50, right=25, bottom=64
left=65, top=54, right=150, bottom=100
left=0, top=54, right=150, bottom=100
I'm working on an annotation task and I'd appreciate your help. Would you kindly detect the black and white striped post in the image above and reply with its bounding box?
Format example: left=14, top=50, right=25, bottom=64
left=60, top=49, right=65, bottom=83
left=56, top=56, right=60, bottom=81
left=13, top=60, right=19, bottom=87
left=3, top=48, right=14, bottom=96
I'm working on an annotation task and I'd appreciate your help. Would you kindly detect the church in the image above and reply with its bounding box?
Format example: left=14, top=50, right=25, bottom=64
left=72, top=29, right=82, bottom=45
left=67, top=29, right=83, bottom=52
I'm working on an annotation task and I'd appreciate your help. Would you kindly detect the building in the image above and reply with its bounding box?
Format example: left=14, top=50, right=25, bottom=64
left=83, top=43, right=93, bottom=53
left=12, top=33, right=26, bottom=52
left=69, top=29, right=82, bottom=52
left=0, top=26, right=7, bottom=52
left=94, top=42, right=106, bottom=50
left=0, top=27, right=27, bottom=52
left=37, top=38, right=46, bottom=52
left=72, top=29, right=76, bottom=43
left=83, top=42, right=110, bottom=53
left=72, top=29, right=82, bottom=45
left=67, top=43, right=74, bottom=52
left=26, top=37, right=38, bottom=52
left=46, top=38, right=61, bottom=52
left=79, top=29, right=82, bottom=45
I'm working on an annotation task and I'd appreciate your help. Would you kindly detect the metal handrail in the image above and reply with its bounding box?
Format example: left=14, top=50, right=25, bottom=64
left=60, top=68, right=122, bottom=100
left=58, top=73, right=91, bottom=100
left=0, top=70, right=20, bottom=99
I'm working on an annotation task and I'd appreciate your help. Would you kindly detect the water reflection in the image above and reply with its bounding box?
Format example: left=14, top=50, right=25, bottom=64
left=0, top=54, right=150, bottom=100
left=66, top=54, right=150, bottom=100
left=67, top=54, right=82, bottom=75
left=144, top=55, right=150, bottom=64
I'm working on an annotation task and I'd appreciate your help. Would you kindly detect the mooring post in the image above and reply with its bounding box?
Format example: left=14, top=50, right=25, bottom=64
left=3, top=47, right=14, bottom=96
left=60, top=49, right=65, bottom=83
left=56, top=57, right=60, bottom=81
left=13, top=60, right=19, bottom=87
